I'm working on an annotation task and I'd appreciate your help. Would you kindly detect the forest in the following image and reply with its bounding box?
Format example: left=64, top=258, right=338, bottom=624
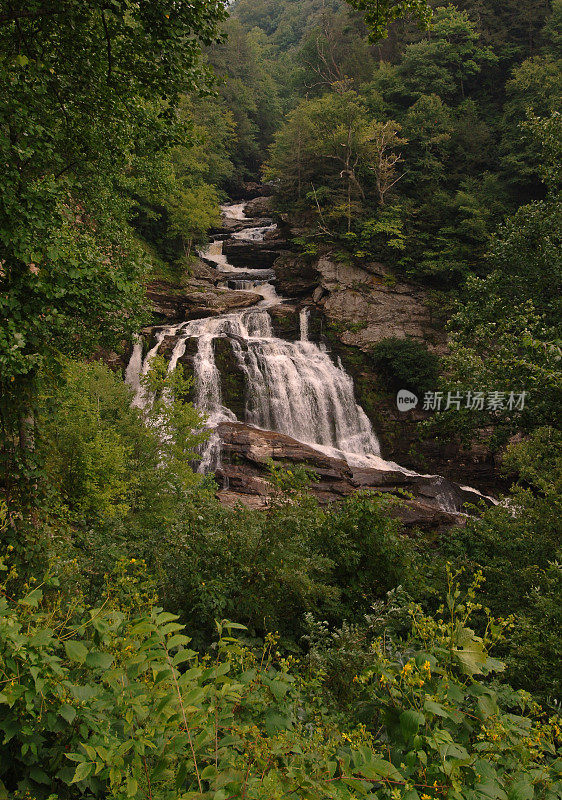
left=0, top=0, right=561, bottom=798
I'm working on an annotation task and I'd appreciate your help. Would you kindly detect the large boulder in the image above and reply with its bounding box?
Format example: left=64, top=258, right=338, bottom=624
left=237, top=181, right=275, bottom=200
left=244, top=195, right=273, bottom=217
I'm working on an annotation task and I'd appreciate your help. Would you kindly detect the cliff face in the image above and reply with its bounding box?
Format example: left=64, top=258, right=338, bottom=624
left=314, top=258, right=447, bottom=353
left=252, top=220, right=496, bottom=490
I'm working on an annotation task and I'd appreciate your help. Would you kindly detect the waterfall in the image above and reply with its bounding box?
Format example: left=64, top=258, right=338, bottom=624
left=125, top=199, right=498, bottom=511
left=127, top=325, right=181, bottom=408
left=220, top=202, right=246, bottom=220
left=233, top=225, right=276, bottom=241
left=228, top=280, right=259, bottom=290
left=128, top=199, right=383, bottom=472
left=124, top=335, right=143, bottom=397
left=129, top=307, right=381, bottom=469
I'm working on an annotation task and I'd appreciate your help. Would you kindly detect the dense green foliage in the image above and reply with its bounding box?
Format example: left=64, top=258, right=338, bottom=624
left=0, top=0, right=227, bottom=477
left=369, top=338, right=440, bottom=396
left=253, top=0, right=559, bottom=286
left=1, top=550, right=561, bottom=799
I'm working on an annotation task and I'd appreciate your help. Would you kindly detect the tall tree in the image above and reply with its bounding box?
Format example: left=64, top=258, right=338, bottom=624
left=0, top=0, right=226, bottom=475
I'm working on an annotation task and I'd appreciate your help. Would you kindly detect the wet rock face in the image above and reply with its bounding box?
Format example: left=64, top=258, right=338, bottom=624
left=214, top=421, right=485, bottom=529
left=273, top=254, right=446, bottom=354
left=213, top=338, right=246, bottom=419
left=222, top=232, right=286, bottom=270
left=145, top=279, right=262, bottom=322
left=181, top=288, right=263, bottom=318
left=236, top=181, right=275, bottom=200
left=274, top=255, right=319, bottom=297
left=244, top=195, right=273, bottom=217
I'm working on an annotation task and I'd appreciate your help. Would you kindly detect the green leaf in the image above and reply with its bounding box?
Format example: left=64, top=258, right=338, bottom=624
left=156, top=611, right=179, bottom=625
left=30, top=629, right=54, bottom=646
left=29, top=767, right=50, bottom=784
left=172, top=650, right=194, bottom=667
left=201, top=765, right=218, bottom=779
left=59, top=703, right=77, bottom=724
left=477, top=694, right=499, bottom=720
left=508, top=778, right=534, bottom=800
left=127, top=776, right=138, bottom=796
left=19, top=588, right=43, bottom=608
left=400, top=710, right=425, bottom=740
left=166, top=634, right=191, bottom=649
left=65, top=640, right=89, bottom=664
left=86, top=651, right=114, bottom=669
left=71, top=761, right=94, bottom=783
left=453, top=638, right=488, bottom=676
left=161, top=622, right=185, bottom=636
left=424, top=699, right=450, bottom=718
left=475, top=780, right=508, bottom=800
left=265, top=710, right=293, bottom=735
left=357, top=758, right=404, bottom=781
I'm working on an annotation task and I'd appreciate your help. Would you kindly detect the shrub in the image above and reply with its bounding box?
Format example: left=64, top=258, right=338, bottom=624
left=369, top=337, right=440, bottom=396
left=2, top=560, right=559, bottom=800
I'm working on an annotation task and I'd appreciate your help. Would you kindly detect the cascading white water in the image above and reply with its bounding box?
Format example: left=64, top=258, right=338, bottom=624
left=233, top=225, right=276, bottom=241
left=129, top=306, right=381, bottom=469
left=129, top=325, right=182, bottom=408
left=299, top=308, right=309, bottom=342
left=220, top=202, right=247, bottom=220
left=126, top=199, right=498, bottom=508
left=125, top=335, right=144, bottom=397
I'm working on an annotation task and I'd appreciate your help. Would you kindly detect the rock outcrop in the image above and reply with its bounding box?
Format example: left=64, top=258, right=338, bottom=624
left=244, top=195, right=273, bottom=217
left=236, top=181, right=275, bottom=200
left=273, top=253, right=446, bottom=354
left=214, top=421, right=489, bottom=529
left=317, top=258, right=446, bottom=354
left=222, top=229, right=287, bottom=270
left=146, top=277, right=261, bottom=321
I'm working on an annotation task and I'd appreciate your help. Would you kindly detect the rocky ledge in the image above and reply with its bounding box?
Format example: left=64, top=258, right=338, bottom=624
left=222, top=228, right=288, bottom=269
left=146, top=277, right=261, bottom=321
left=214, top=422, right=490, bottom=530
left=275, top=253, right=446, bottom=354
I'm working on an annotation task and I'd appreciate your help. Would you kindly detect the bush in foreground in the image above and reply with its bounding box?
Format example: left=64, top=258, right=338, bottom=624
left=0, top=558, right=560, bottom=800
